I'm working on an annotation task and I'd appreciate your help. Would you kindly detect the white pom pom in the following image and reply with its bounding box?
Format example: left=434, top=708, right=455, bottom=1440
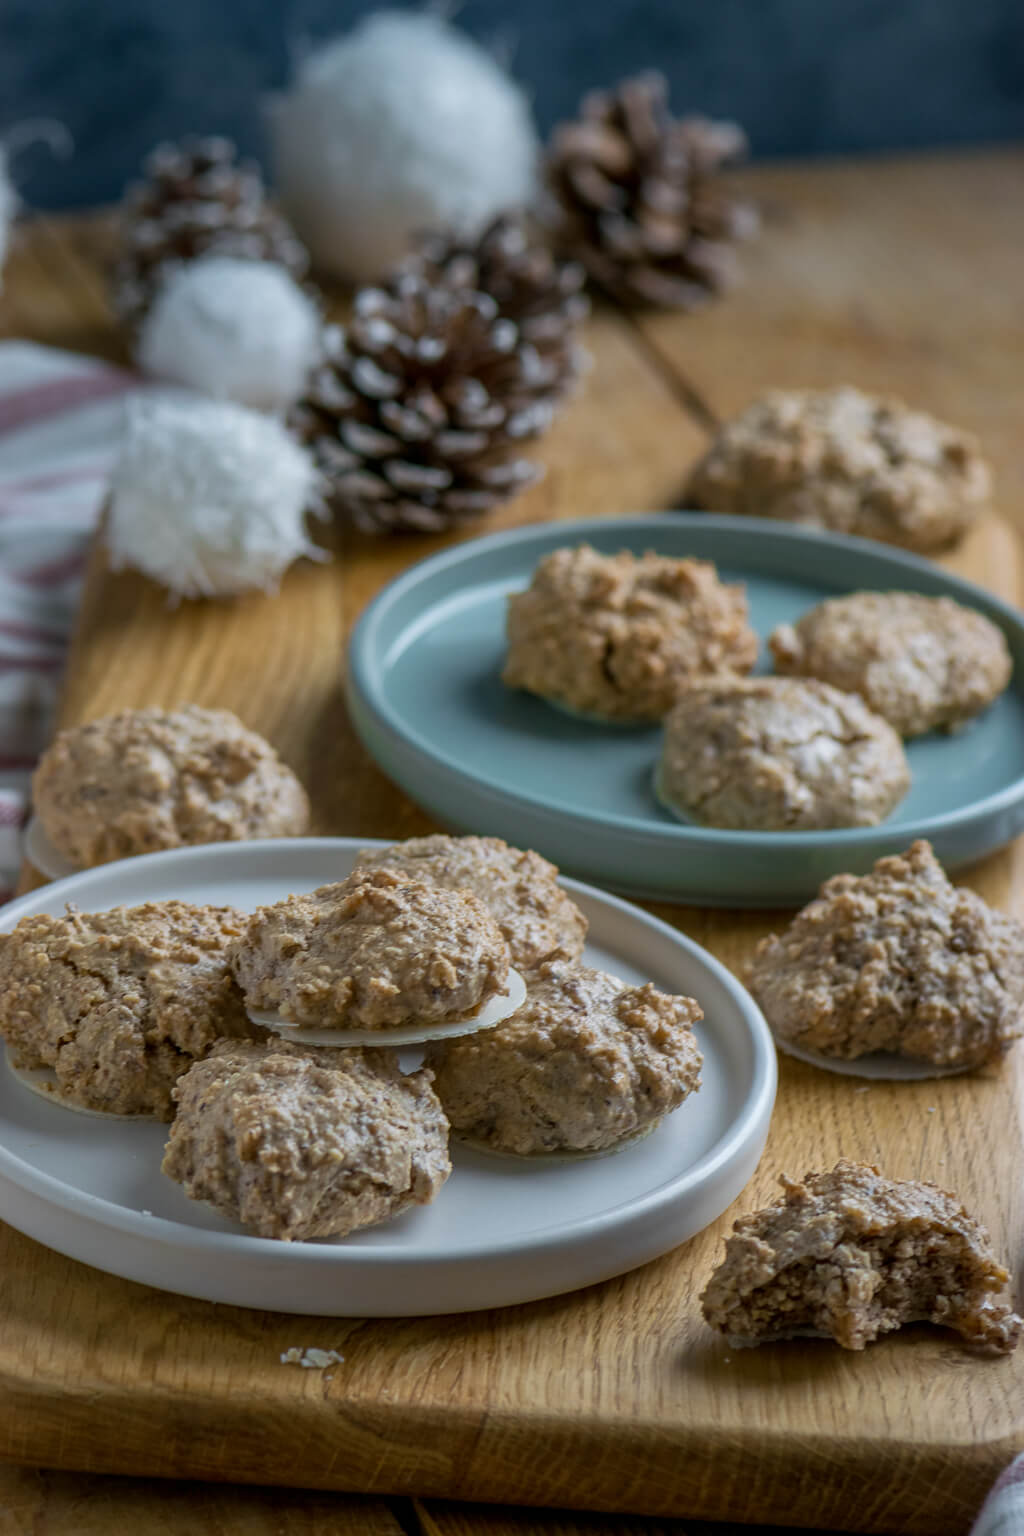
left=107, top=397, right=321, bottom=599
left=269, top=11, right=540, bottom=283
left=0, top=148, right=16, bottom=287
left=136, top=258, right=321, bottom=413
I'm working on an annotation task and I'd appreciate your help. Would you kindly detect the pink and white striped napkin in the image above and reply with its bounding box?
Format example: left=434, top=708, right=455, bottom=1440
left=973, top=1454, right=1024, bottom=1536
left=0, top=341, right=138, bottom=900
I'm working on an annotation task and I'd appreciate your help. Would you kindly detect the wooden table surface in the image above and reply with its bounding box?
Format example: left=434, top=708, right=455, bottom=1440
left=2, top=147, right=1023, bottom=1536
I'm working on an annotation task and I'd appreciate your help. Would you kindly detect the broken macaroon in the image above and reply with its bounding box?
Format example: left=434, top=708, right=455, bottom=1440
left=701, top=1161, right=1021, bottom=1354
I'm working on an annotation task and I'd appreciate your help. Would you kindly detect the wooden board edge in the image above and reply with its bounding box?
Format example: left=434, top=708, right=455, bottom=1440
left=0, top=1371, right=1012, bottom=1534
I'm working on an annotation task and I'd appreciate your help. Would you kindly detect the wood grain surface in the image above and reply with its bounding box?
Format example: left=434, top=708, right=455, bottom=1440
left=2, top=151, right=1023, bottom=1536
left=0, top=1464, right=404, bottom=1536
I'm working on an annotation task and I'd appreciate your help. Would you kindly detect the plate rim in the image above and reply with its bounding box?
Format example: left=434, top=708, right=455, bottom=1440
left=347, top=511, right=1024, bottom=850
left=0, top=836, right=777, bottom=1269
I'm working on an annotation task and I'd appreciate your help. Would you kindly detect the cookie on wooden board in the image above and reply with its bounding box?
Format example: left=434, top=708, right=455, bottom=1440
left=701, top=1160, right=1021, bottom=1355
left=685, top=386, right=991, bottom=552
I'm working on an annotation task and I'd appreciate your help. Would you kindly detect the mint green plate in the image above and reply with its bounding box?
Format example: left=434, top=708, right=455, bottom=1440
left=346, top=514, right=1024, bottom=907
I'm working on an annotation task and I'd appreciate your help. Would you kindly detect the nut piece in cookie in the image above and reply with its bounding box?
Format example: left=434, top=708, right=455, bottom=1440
left=0, top=901, right=256, bottom=1119
left=701, top=1161, right=1021, bottom=1354
left=426, top=960, right=702, bottom=1156
left=770, top=591, right=1012, bottom=738
left=162, top=1039, right=451, bottom=1241
left=354, top=834, right=587, bottom=971
left=232, top=868, right=510, bottom=1031
left=685, top=387, right=991, bottom=552
left=32, top=705, right=310, bottom=868
left=503, top=544, right=758, bottom=723
left=746, top=839, right=1024, bottom=1069
left=657, top=676, right=910, bottom=830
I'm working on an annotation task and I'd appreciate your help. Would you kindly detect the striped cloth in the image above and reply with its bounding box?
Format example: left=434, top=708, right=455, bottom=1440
left=974, top=1455, right=1024, bottom=1536
left=0, top=343, right=1022, bottom=1534
left=0, top=341, right=138, bottom=900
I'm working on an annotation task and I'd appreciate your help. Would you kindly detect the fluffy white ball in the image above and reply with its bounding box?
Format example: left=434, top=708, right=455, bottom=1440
left=0, top=148, right=16, bottom=287
left=107, top=397, right=321, bottom=599
left=269, top=11, right=540, bottom=282
left=136, top=257, right=321, bottom=413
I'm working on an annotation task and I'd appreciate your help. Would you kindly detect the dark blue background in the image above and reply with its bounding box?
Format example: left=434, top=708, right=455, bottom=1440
left=4, top=0, right=1024, bottom=209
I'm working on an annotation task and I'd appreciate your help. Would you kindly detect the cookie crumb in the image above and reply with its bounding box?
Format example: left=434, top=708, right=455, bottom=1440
left=280, top=1347, right=346, bottom=1368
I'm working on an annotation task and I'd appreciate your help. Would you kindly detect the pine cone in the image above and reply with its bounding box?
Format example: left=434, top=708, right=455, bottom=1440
left=394, top=214, right=590, bottom=404
left=291, top=277, right=553, bottom=534
left=546, top=72, right=757, bottom=310
left=112, top=136, right=308, bottom=325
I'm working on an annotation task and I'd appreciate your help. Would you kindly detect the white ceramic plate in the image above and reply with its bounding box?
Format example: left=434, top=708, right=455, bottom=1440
left=0, top=838, right=776, bottom=1316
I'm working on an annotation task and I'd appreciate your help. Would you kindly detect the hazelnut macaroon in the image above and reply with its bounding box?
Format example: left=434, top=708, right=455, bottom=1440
left=684, top=386, right=991, bottom=553
left=657, top=676, right=910, bottom=831
left=354, top=834, right=587, bottom=971
left=769, top=591, right=1012, bottom=738
left=746, top=840, right=1024, bottom=1070
left=32, top=705, right=310, bottom=868
left=503, top=544, right=758, bottom=723
left=701, top=1161, right=1021, bottom=1355
left=232, top=868, right=510, bottom=1031
left=426, top=960, right=702, bottom=1156
left=163, top=1038, right=451, bottom=1241
left=0, top=901, right=256, bottom=1118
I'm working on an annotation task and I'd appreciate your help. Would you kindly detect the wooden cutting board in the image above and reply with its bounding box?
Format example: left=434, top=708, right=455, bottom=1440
left=4, top=150, right=1024, bottom=1536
